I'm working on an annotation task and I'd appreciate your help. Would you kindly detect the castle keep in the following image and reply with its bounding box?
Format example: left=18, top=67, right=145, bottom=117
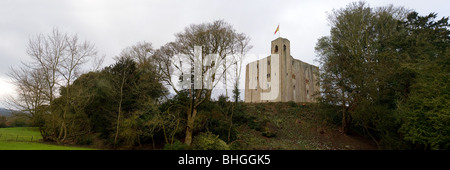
left=244, top=37, right=319, bottom=103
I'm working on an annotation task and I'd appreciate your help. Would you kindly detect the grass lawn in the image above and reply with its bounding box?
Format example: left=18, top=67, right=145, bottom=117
left=0, top=127, right=42, bottom=142
left=0, top=141, right=95, bottom=150
left=0, top=127, right=95, bottom=150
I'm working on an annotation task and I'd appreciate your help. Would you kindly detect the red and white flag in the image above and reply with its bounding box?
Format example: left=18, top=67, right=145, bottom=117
left=274, top=24, right=279, bottom=35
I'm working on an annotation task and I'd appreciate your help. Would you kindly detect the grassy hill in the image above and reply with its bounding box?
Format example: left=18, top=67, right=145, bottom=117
left=233, top=102, right=376, bottom=150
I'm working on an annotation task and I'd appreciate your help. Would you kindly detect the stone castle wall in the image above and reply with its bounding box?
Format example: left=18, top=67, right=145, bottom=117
left=244, top=37, right=319, bottom=103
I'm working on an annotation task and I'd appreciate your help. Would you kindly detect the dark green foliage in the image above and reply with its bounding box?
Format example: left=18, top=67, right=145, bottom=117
left=191, top=132, right=230, bottom=150
left=44, top=49, right=168, bottom=147
left=194, top=100, right=235, bottom=143
left=247, top=116, right=262, bottom=131
left=287, top=101, right=297, bottom=107
left=232, top=84, right=241, bottom=103
left=262, top=127, right=277, bottom=138
left=255, top=104, right=265, bottom=112
left=395, top=12, right=450, bottom=150
left=207, top=118, right=237, bottom=142
left=247, top=115, right=268, bottom=132
left=231, top=103, right=247, bottom=125
left=0, top=116, right=6, bottom=128
left=245, top=114, right=276, bottom=138
left=5, top=113, right=32, bottom=127
left=163, top=140, right=190, bottom=150
left=72, top=70, right=116, bottom=139
left=76, top=134, right=95, bottom=145
left=315, top=103, right=342, bottom=125
left=316, top=1, right=449, bottom=149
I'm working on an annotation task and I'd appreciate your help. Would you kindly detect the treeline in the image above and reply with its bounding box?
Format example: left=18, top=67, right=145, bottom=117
left=316, top=2, right=449, bottom=149
left=7, top=20, right=251, bottom=149
left=7, top=2, right=449, bottom=150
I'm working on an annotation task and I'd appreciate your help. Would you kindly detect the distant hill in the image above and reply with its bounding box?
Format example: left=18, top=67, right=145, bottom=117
left=0, top=107, right=13, bottom=117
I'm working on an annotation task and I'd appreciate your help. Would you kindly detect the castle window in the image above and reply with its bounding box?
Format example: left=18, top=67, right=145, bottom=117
left=292, top=61, right=294, bottom=65
left=267, top=73, right=270, bottom=78
left=267, top=60, right=270, bottom=65
left=283, top=44, right=286, bottom=51
left=274, top=45, right=278, bottom=53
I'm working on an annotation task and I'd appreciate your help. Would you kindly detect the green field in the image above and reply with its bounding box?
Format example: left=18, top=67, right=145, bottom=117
left=0, top=127, right=95, bottom=150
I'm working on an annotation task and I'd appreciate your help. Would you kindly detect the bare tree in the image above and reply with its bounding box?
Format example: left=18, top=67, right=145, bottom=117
left=6, top=66, right=48, bottom=138
left=227, top=33, right=252, bottom=143
left=119, top=41, right=154, bottom=66
left=8, top=28, right=97, bottom=142
left=155, top=20, right=251, bottom=145
left=113, top=57, right=130, bottom=149
left=91, top=54, right=105, bottom=72
left=26, top=28, right=66, bottom=140
left=230, top=33, right=253, bottom=102
left=58, top=33, right=97, bottom=142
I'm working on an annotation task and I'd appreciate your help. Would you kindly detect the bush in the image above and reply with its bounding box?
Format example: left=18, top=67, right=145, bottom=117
left=255, top=104, right=265, bottom=112
left=8, top=114, right=32, bottom=127
left=207, top=119, right=237, bottom=143
left=76, top=134, right=95, bottom=145
left=262, top=127, right=277, bottom=138
left=287, top=101, right=297, bottom=107
left=229, top=140, right=248, bottom=150
left=0, top=116, right=6, bottom=128
left=247, top=117, right=262, bottom=131
left=191, top=132, right=229, bottom=150
left=164, top=140, right=190, bottom=150
left=248, top=116, right=269, bottom=132
left=231, top=103, right=247, bottom=125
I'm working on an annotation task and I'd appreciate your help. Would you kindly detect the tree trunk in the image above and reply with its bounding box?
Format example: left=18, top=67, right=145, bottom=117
left=228, top=103, right=235, bottom=143
left=341, top=91, right=350, bottom=134
left=114, top=94, right=123, bottom=149
left=184, top=108, right=197, bottom=146
left=342, top=109, right=350, bottom=134
left=114, top=71, right=126, bottom=149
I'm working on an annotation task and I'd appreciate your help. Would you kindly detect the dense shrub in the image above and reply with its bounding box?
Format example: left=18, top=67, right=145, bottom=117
left=247, top=116, right=268, bottom=132
left=261, top=127, right=277, bottom=138
left=164, top=140, right=190, bottom=150
left=76, top=134, right=95, bottom=145
left=191, top=132, right=229, bottom=150
left=207, top=119, right=237, bottom=143
left=0, top=116, right=6, bottom=128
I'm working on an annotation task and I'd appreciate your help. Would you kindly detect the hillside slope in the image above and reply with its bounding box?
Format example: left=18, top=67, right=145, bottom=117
left=234, top=102, right=377, bottom=150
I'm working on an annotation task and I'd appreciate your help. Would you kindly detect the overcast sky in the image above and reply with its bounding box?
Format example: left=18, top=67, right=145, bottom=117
left=0, top=0, right=449, bottom=107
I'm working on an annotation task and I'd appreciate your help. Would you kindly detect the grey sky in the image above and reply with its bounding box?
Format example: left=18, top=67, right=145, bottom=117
left=0, top=0, right=449, bottom=107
